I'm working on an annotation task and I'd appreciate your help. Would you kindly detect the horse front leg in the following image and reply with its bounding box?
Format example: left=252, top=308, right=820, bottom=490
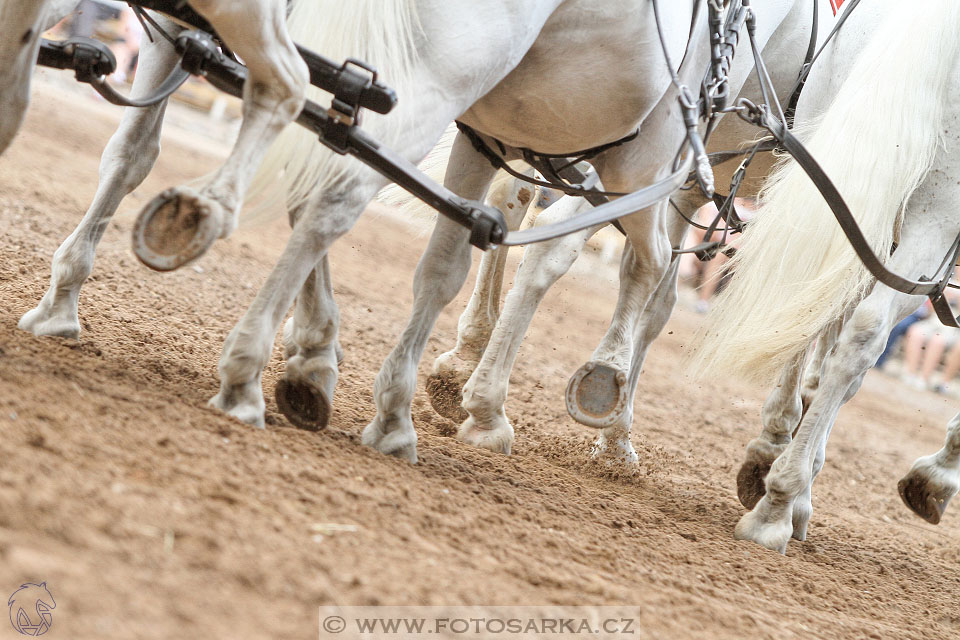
left=456, top=195, right=599, bottom=454
left=564, top=205, right=672, bottom=447
left=362, top=134, right=498, bottom=462
left=426, top=170, right=536, bottom=422
left=132, top=0, right=308, bottom=272
left=19, top=22, right=181, bottom=338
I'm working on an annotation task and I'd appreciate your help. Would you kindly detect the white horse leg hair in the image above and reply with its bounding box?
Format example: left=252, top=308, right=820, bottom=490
left=19, top=24, right=181, bottom=338
left=132, top=0, right=308, bottom=271
left=426, top=167, right=536, bottom=422
left=363, top=135, right=499, bottom=461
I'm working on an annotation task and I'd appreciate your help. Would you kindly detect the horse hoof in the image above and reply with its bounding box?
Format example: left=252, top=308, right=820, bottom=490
left=132, top=187, right=222, bottom=272
left=425, top=371, right=469, bottom=422
left=736, top=460, right=771, bottom=510
left=734, top=509, right=791, bottom=555
left=565, top=362, right=629, bottom=429
left=898, top=473, right=949, bottom=525
left=275, top=372, right=335, bottom=431
left=456, top=416, right=513, bottom=454
left=362, top=419, right=418, bottom=463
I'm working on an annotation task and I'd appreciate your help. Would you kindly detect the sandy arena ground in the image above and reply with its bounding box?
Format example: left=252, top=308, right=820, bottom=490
left=0, top=80, right=958, bottom=639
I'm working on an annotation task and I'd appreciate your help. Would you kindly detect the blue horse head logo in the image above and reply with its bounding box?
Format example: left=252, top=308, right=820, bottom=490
left=8, top=583, right=55, bottom=636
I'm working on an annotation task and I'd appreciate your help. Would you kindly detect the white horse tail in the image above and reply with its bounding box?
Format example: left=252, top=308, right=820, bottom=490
left=692, top=0, right=960, bottom=384
left=246, top=0, right=422, bottom=213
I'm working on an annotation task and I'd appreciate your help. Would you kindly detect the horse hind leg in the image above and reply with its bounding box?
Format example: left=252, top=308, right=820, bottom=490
left=362, top=135, right=498, bottom=462
left=274, top=254, right=341, bottom=430
left=209, top=174, right=380, bottom=429
left=456, top=196, right=599, bottom=454
left=735, top=212, right=957, bottom=552
left=132, top=0, right=308, bottom=272
left=565, top=204, right=672, bottom=434
left=19, top=25, right=180, bottom=339
left=426, top=171, right=536, bottom=422
left=898, top=412, right=960, bottom=524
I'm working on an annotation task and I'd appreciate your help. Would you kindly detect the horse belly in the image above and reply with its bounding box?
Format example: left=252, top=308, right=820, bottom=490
left=459, top=0, right=694, bottom=154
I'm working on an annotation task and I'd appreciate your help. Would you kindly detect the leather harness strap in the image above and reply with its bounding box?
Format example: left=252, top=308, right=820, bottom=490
left=745, top=103, right=960, bottom=328
left=454, top=121, right=639, bottom=199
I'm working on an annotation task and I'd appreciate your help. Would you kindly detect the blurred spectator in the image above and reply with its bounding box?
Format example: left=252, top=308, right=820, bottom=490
left=61, top=2, right=141, bottom=82
left=680, top=198, right=755, bottom=313
left=111, top=9, right=143, bottom=82
left=875, top=302, right=928, bottom=369
left=900, top=284, right=960, bottom=391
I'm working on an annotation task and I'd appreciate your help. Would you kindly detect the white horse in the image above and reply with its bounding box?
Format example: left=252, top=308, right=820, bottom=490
left=181, top=0, right=810, bottom=463
left=13, top=1, right=794, bottom=471
left=694, top=0, right=960, bottom=552
left=18, top=0, right=715, bottom=451
left=7, top=0, right=309, bottom=338
left=422, top=0, right=836, bottom=465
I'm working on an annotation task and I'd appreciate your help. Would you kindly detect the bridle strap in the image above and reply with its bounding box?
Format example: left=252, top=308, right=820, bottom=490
left=784, top=0, right=865, bottom=127
left=747, top=103, right=960, bottom=327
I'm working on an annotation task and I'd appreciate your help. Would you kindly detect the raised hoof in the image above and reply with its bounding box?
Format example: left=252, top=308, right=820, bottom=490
left=425, top=371, right=469, bottom=423
left=565, top=362, right=629, bottom=429
left=736, top=460, right=772, bottom=510
left=275, top=376, right=333, bottom=431
left=132, top=187, right=222, bottom=272
left=898, top=472, right=951, bottom=525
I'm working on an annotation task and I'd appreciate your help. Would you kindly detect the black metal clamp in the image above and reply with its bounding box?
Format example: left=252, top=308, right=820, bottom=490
left=37, top=37, right=117, bottom=82
left=322, top=59, right=379, bottom=154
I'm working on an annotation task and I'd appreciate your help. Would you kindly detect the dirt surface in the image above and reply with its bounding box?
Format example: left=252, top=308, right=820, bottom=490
left=0, top=82, right=958, bottom=640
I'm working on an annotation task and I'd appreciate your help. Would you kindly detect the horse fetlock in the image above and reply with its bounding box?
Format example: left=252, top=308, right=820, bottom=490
left=734, top=505, right=793, bottom=555
left=18, top=295, right=81, bottom=339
